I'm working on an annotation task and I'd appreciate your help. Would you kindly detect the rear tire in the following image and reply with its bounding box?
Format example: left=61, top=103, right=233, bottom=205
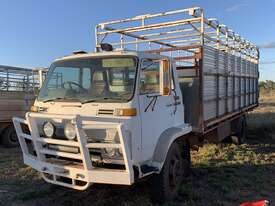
left=1, top=125, right=19, bottom=148
left=231, top=116, right=247, bottom=145
left=150, top=141, right=191, bottom=203
left=238, top=119, right=246, bottom=144
left=182, top=141, right=191, bottom=177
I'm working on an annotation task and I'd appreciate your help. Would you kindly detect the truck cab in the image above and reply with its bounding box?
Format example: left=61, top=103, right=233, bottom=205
left=13, top=49, right=191, bottom=194
left=35, top=49, right=190, bottom=166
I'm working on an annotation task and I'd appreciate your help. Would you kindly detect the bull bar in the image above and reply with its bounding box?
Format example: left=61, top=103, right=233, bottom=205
left=13, top=112, right=134, bottom=190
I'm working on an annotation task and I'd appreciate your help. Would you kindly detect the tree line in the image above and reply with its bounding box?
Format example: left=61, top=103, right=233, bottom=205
left=259, top=80, right=275, bottom=96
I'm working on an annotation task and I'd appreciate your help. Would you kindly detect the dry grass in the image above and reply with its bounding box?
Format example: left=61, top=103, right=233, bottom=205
left=0, top=94, right=274, bottom=206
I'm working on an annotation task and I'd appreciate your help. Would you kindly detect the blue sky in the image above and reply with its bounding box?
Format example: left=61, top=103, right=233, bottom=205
left=0, top=0, right=274, bottom=80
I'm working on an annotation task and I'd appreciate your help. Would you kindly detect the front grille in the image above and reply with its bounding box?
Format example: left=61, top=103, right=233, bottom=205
left=47, top=144, right=80, bottom=154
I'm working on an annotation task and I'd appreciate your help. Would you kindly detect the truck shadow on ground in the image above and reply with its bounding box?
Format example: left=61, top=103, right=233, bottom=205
left=179, top=163, right=275, bottom=205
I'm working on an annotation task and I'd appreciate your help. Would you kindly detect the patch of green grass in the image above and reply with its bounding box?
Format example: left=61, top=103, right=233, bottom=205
left=181, top=115, right=275, bottom=205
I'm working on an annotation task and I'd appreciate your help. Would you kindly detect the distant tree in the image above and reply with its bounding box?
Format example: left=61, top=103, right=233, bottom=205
left=259, top=80, right=275, bottom=96
left=266, top=80, right=273, bottom=96
left=259, top=81, right=265, bottom=91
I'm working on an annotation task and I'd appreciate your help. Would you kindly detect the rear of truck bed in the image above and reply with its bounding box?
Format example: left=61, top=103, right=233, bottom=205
left=0, top=65, right=46, bottom=147
left=0, top=65, right=44, bottom=122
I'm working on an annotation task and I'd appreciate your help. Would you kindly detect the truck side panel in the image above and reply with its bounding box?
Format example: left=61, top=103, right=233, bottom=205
left=0, top=65, right=45, bottom=122
left=178, top=46, right=258, bottom=133
left=202, top=46, right=258, bottom=128
left=0, top=91, right=35, bottom=121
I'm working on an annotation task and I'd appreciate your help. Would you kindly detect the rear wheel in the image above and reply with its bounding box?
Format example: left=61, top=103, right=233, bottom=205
left=151, top=141, right=191, bottom=203
left=238, top=119, right=247, bottom=144
left=231, top=116, right=247, bottom=144
left=1, top=125, right=19, bottom=148
left=182, top=141, right=191, bottom=177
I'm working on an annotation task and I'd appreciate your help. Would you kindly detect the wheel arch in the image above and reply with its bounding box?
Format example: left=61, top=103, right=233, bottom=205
left=152, top=126, right=192, bottom=169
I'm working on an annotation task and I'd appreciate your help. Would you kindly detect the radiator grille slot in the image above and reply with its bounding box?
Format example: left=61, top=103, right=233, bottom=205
left=97, top=109, right=114, bottom=115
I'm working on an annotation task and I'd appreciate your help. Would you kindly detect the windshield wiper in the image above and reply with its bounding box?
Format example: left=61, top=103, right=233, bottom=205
left=81, top=97, right=128, bottom=104
left=81, top=99, right=97, bottom=104
left=43, top=97, right=65, bottom=103
left=106, top=97, right=128, bottom=101
left=43, top=97, right=80, bottom=103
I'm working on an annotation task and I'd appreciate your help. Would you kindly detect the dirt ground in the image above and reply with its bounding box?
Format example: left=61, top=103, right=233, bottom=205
left=0, top=96, right=274, bottom=206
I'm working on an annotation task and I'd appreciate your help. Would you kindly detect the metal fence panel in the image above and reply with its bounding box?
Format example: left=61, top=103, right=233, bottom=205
left=203, top=46, right=258, bottom=123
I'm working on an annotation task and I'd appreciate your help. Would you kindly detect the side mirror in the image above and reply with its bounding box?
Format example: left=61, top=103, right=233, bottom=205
left=160, top=59, right=171, bottom=96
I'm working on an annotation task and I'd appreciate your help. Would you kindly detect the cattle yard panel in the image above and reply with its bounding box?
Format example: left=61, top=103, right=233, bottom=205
left=0, top=65, right=46, bottom=122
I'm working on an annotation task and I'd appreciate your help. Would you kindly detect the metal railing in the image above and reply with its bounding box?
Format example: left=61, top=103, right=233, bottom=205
left=0, top=65, right=47, bottom=92
left=95, top=7, right=259, bottom=65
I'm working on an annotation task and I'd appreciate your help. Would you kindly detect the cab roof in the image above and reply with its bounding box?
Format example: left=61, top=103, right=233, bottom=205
left=54, top=50, right=169, bottom=63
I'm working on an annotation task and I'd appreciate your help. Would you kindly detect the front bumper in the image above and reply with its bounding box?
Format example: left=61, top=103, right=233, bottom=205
left=13, top=112, right=134, bottom=190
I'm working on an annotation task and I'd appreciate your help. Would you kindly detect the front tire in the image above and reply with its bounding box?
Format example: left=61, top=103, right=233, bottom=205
left=1, top=125, right=19, bottom=148
left=151, top=141, right=191, bottom=202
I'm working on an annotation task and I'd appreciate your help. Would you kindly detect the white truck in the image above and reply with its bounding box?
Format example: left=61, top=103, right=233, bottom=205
left=0, top=66, right=46, bottom=147
left=13, top=7, right=259, bottom=202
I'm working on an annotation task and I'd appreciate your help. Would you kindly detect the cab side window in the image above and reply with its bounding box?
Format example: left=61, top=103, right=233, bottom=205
left=140, top=59, right=160, bottom=94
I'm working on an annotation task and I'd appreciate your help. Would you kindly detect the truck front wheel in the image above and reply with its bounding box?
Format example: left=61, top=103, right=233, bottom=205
left=1, top=125, right=19, bottom=148
left=151, top=141, right=191, bottom=202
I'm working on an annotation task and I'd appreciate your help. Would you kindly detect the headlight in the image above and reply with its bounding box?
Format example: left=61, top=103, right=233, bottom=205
left=64, top=122, right=76, bottom=140
left=43, top=122, right=55, bottom=138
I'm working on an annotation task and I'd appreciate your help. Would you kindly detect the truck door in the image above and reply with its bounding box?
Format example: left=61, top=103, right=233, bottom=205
left=138, top=59, right=174, bottom=162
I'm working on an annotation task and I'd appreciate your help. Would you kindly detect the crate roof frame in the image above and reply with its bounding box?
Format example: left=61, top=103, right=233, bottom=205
left=95, top=7, right=259, bottom=64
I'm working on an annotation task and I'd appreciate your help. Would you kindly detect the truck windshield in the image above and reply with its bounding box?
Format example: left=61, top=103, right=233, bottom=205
left=38, top=57, right=137, bottom=103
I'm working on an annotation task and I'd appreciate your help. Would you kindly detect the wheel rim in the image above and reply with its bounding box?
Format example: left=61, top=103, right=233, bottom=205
left=168, top=154, right=181, bottom=189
